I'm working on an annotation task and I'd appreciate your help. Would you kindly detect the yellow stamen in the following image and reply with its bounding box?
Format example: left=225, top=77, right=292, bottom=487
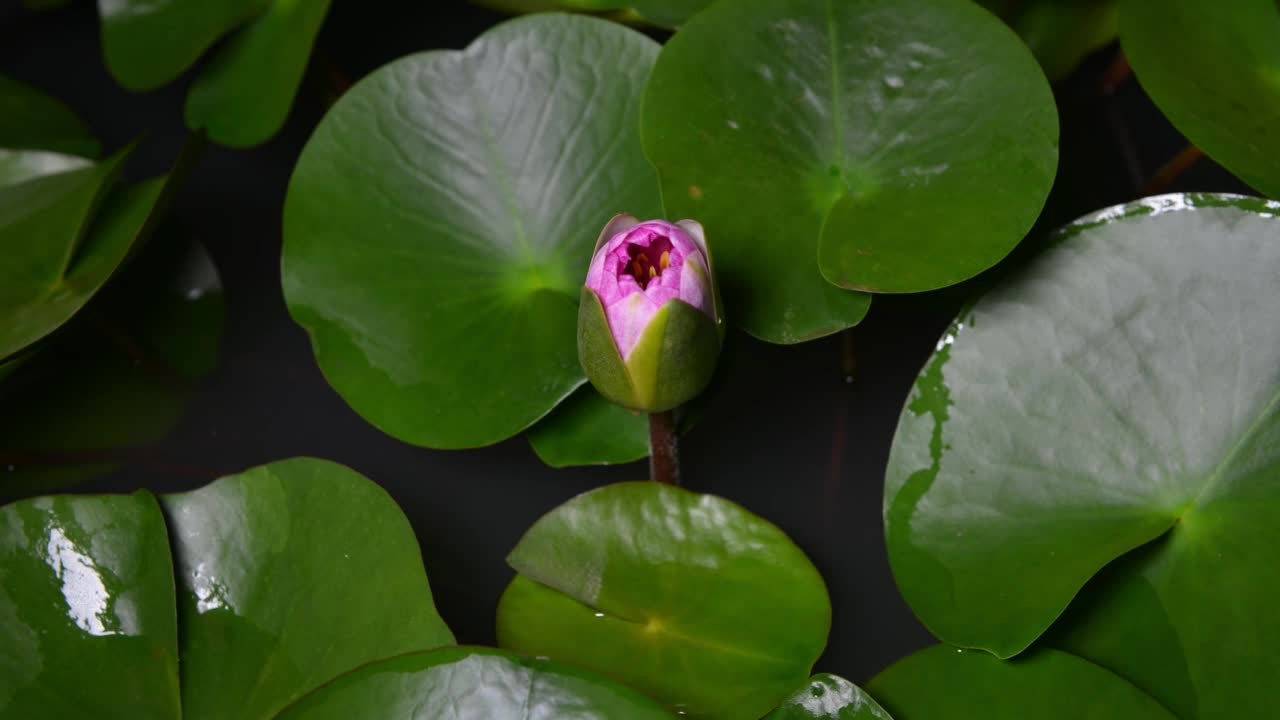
left=660, top=251, right=671, bottom=270
left=649, top=266, right=657, bottom=278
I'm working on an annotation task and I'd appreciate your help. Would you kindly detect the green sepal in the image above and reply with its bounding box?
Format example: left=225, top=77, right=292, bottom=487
left=578, top=287, right=639, bottom=408
left=624, top=298, right=720, bottom=412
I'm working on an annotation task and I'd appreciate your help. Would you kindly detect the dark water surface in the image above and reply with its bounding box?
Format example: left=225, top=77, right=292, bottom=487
left=0, top=0, right=1249, bottom=685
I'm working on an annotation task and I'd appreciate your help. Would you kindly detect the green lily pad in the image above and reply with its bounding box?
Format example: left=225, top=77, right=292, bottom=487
left=1010, top=0, right=1117, bottom=83
left=0, top=491, right=180, bottom=720
left=497, top=481, right=830, bottom=720
left=562, top=0, right=713, bottom=27
left=866, top=646, right=1175, bottom=719
left=99, top=0, right=329, bottom=146
left=1121, top=0, right=1280, bottom=197
left=641, top=0, right=1056, bottom=342
left=277, top=646, right=675, bottom=719
left=0, top=74, right=100, bottom=157
left=0, top=235, right=224, bottom=501
left=184, top=0, right=332, bottom=148
left=0, top=148, right=145, bottom=360
left=764, top=674, right=893, bottom=720
left=0, top=149, right=93, bottom=189
left=283, top=14, right=663, bottom=449
left=527, top=386, right=650, bottom=467
left=884, top=195, right=1280, bottom=714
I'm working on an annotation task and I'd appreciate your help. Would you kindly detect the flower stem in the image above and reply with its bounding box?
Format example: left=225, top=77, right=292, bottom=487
left=648, top=410, right=680, bottom=485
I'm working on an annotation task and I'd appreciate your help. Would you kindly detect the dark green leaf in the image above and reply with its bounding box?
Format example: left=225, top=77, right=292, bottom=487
left=0, top=149, right=92, bottom=189
left=0, top=491, right=180, bottom=720
left=0, top=149, right=140, bottom=359
left=184, top=0, right=331, bottom=147
left=866, top=646, right=1175, bottom=719
left=764, top=674, right=893, bottom=720
left=641, top=0, right=1056, bottom=342
left=884, top=194, right=1280, bottom=715
left=162, top=458, right=456, bottom=720
left=498, top=481, right=830, bottom=719
left=1121, top=0, right=1280, bottom=197
left=277, top=646, right=675, bottom=719
left=0, top=74, right=99, bottom=157
left=283, top=14, right=663, bottom=448
left=1012, top=0, right=1117, bottom=83
left=527, top=386, right=650, bottom=467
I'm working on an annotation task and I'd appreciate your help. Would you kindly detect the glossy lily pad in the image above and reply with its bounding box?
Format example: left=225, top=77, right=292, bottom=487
left=0, top=236, right=224, bottom=501
left=283, top=14, right=663, bottom=449
left=884, top=195, right=1280, bottom=714
left=0, top=148, right=150, bottom=360
left=641, top=0, right=1056, bottom=342
left=1121, top=0, right=1280, bottom=197
left=563, top=0, right=713, bottom=27
left=1009, top=0, right=1117, bottom=84
left=164, top=458, right=455, bottom=719
left=0, top=491, right=180, bottom=720
left=866, top=646, right=1175, bottom=719
left=497, top=481, right=830, bottom=719
left=765, top=674, right=893, bottom=720
left=277, top=646, right=675, bottom=719
left=99, top=0, right=329, bottom=146
left=0, top=149, right=93, bottom=188
left=0, top=74, right=100, bottom=157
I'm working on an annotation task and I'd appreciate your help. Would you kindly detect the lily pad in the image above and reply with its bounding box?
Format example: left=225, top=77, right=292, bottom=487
left=884, top=195, right=1280, bottom=714
left=0, top=74, right=100, bottom=157
left=0, top=148, right=146, bottom=360
left=0, top=491, right=180, bottom=720
left=0, top=235, right=224, bottom=501
left=765, top=674, right=893, bottom=720
left=0, top=458, right=455, bottom=719
left=641, top=0, right=1056, bottom=342
left=866, top=646, right=1175, bottom=719
left=99, top=0, right=330, bottom=147
left=276, top=646, right=675, bottom=719
left=563, top=0, right=714, bottom=27
left=1121, top=0, right=1280, bottom=197
left=283, top=14, right=663, bottom=449
left=0, top=149, right=93, bottom=188
left=527, top=386, right=650, bottom=467
left=497, top=481, right=830, bottom=719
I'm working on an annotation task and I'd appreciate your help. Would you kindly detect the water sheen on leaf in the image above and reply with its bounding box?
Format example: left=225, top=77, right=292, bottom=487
left=497, top=481, right=831, bottom=720
left=867, top=646, right=1175, bottom=719
left=641, top=0, right=1056, bottom=342
left=884, top=194, right=1280, bottom=717
left=276, top=646, right=676, bottom=719
left=764, top=674, right=894, bottom=720
left=283, top=14, right=663, bottom=449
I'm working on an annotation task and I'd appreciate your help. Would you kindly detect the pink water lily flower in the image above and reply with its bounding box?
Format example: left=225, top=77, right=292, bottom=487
left=585, top=216, right=716, bottom=359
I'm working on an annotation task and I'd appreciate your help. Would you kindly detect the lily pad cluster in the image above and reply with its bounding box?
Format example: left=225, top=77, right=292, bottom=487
left=282, top=0, right=1058, bottom=466
left=97, top=0, right=331, bottom=147
left=883, top=194, right=1280, bottom=717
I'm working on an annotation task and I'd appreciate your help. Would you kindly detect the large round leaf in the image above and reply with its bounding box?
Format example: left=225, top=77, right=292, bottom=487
left=496, top=481, right=831, bottom=720
left=0, top=491, right=180, bottom=720
left=641, top=0, right=1056, bottom=342
left=884, top=195, right=1280, bottom=713
left=163, top=458, right=455, bottom=719
left=866, top=646, right=1175, bottom=719
left=283, top=14, right=663, bottom=449
left=526, top=386, right=651, bottom=467
left=0, top=149, right=93, bottom=188
left=0, top=74, right=100, bottom=157
left=277, top=646, right=675, bottom=719
left=0, top=148, right=149, bottom=360
left=764, top=674, right=893, bottom=720
left=1121, top=0, right=1280, bottom=198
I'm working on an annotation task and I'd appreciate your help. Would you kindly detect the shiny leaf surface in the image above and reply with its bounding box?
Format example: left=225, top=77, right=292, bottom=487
left=1011, top=0, right=1117, bottom=83
left=642, top=0, right=1056, bottom=342
left=884, top=195, right=1280, bottom=714
left=162, top=458, right=456, bottom=720
left=765, top=674, right=893, bottom=720
left=283, top=14, right=662, bottom=448
left=0, top=492, right=180, bottom=720
left=867, top=646, right=1175, bottom=719
left=527, top=386, right=650, bottom=467
left=277, top=646, right=675, bottom=719
left=0, top=74, right=99, bottom=157
left=1121, top=0, right=1280, bottom=197
left=0, top=149, right=143, bottom=359
left=184, top=0, right=331, bottom=147
left=497, top=481, right=830, bottom=719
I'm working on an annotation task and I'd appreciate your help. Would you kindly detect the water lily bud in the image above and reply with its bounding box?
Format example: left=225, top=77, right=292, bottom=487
left=579, top=215, right=723, bottom=412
